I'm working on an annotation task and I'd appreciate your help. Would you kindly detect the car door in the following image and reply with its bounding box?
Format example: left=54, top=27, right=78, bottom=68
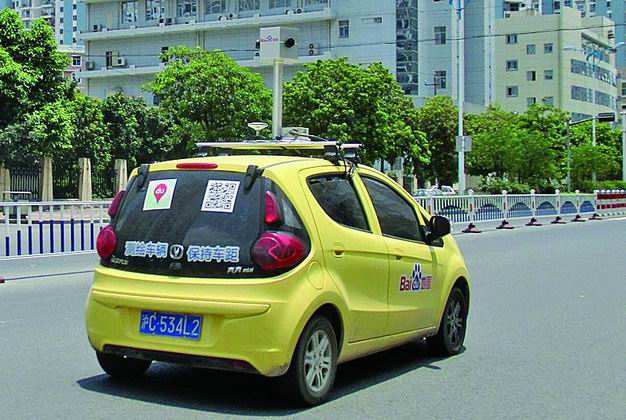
left=302, top=169, right=389, bottom=342
left=359, top=174, right=437, bottom=334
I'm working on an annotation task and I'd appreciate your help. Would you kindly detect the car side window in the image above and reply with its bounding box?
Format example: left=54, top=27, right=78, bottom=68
left=308, top=174, right=369, bottom=231
left=362, top=176, right=424, bottom=242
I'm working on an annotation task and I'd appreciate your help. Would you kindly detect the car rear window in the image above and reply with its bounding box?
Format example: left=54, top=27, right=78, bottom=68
left=104, top=169, right=308, bottom=278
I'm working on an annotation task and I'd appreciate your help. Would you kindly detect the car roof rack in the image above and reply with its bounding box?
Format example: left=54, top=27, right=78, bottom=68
left=195, top=139, right=363, bottom=165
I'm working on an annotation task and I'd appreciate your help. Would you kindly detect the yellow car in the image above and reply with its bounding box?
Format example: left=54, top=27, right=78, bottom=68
left=86, top=142, right=470, bottom=405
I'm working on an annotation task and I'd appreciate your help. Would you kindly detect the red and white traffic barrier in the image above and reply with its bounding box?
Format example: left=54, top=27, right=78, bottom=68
left=596, top=190, right=626, bottom=217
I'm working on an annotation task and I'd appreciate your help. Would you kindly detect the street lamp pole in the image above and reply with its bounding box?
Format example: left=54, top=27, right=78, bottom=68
left=622, top=111, right=626, bottom=182
left=591, top=116, right=597, bottom=183
left=453, top=0, right=466, bottom=193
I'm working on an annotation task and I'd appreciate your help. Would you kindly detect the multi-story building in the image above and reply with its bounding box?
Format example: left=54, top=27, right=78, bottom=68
left=79, top=0, right=495, bottom=110
left=495, top=7, right=618, bottom=120
left=417, top=0, right=496, bottom=111
left=59, top=44, right=86, bottom=91
left=1, top=0, right=85, bottom=46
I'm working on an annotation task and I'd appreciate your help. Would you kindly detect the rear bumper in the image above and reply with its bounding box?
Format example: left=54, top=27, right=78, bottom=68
left=102, top=345, right=259, bottom=374
left=85, top=266, right=321, bottom=377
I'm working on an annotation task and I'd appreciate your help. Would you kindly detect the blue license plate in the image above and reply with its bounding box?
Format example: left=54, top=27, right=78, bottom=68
left=139, top=310, right=202, bottom=340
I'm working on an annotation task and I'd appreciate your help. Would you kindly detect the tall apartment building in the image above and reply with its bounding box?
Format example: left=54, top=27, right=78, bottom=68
left=495, top=7, right=618, bottom=120
left=79, top=0, right=495, bottom=109
left=1, top=0, right=85, bottom=46
left=418, top=0, right=496, bottom=111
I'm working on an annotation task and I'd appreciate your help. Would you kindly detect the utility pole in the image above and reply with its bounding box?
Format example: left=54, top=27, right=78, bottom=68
left=424, top=75, right=440, bottom=96
left=592, top=116, right=597, bottom=183
left=272, top=60, right=284, bottom=139
left=452, top=0, right=466, bottom=193
left=622, top=112, right=626, bottom=182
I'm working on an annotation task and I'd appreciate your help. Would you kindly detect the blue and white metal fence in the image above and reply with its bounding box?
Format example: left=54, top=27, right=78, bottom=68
left=414, top=189, right=626, bottom=232
left=1, top=201, right=111, bottom=258
left=1, top=190, right=625, bottom=259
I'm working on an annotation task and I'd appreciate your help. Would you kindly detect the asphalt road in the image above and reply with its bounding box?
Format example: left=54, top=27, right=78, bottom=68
left=1, top=219, right=626, bottom=419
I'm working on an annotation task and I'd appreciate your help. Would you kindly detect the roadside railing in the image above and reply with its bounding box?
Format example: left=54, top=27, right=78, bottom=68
left=1, top=190, right=625, bottom=259
left=1, top=201, right=111, bottom=258
left=415, top=189, right=625, bottom=232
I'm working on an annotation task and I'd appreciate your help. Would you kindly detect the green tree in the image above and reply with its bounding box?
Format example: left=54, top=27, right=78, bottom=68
left=465, top=105, right=521, bottom=178
left=571, top=142, right=619, bottom=191
left=102, top=93, right=173, bottom=169
left=569, top=121, right=622, bottom=182
left=0, top=10, right=70, bottom=128
left=283, top=58, right=428, bottom=168
left=66, top=94, right=110, bottom=168
left=0, top=101, right=74, bottom=165
left=146, top=47, right=271, bottom=149
left=414, top=96, right=457, bottom=186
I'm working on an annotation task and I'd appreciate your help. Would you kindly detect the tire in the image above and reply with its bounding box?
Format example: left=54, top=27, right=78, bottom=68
left=281, top=316, right=338, bottom=406
left=96, top=351, right=152, bottom=378
left=427, top=287, right=468, bottom=356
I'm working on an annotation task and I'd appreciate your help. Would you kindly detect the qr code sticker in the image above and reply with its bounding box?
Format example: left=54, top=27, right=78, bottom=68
left=201, top=180, right=241, bottom=213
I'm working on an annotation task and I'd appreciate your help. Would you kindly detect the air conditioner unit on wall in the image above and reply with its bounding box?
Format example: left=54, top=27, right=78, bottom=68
left=286, top=9, right=295, bottom=15
left=92, top=24, right=102, bottom=31
left=308, top=42, right=319, bottom=56
left=218, top=15, right=227, bottom=21
left=228, top=13, right=237, bottom=20
left=112, top=57, right=127, bottom=67
left=85, top=61, right=95, bottom=70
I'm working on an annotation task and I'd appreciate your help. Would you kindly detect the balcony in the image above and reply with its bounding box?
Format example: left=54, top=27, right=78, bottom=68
left=78, top=51, right=333, bottom=79
left=80, top=7, right=334, bottom=41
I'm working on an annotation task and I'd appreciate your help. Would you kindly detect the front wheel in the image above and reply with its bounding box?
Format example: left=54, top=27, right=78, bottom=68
left=96, top=351, right=152, bottom=378
left=281, top=316, right=338, bottom=406
left=427, top=287, right=468, bottom=356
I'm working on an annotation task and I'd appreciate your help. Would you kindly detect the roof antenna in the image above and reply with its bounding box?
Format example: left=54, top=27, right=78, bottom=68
left=248, top=122, right=269, bottom=139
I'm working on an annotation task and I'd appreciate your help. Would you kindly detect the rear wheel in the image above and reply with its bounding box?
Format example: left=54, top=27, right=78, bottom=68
left=428, top=287, right=468, bottom=356
left=281, top=316, right=338, bottom=406
left=96, top=351, right=152, bottom=378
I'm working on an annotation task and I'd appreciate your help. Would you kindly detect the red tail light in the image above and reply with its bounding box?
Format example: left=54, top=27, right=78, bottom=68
left=176, top=163, right=219, bottom=170
left=97, top=225, right=117, bottom=259
left=264, top=191, right=282, bottom=225
left=108, top=190, right=125, bottom=218
left=251, top=232, right=306, bottom=272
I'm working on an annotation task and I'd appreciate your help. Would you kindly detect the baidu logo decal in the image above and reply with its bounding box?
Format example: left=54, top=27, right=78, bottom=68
left=400, top=263, right=432, bottom=292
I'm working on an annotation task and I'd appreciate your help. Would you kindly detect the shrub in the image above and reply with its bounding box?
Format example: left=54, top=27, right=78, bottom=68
left=593, top=180, right=626, bottom=191
left=478, top=177, right=531, bottom=194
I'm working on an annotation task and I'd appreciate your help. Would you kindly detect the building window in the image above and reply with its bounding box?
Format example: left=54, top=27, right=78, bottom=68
left=506, top=34, right=518, bottom=44
left=305, top=0, right=328, bottom=5
left=571, top=85, right=593, bottom=103
left=146, top=0, right=165, bottom=20
left=544, top=43, right=553, bottom=53
left=72, top=37, right=76, bottom=44
left=238, top=0, right=259, bottom=11
left=434, top=70, right=446, bottom=89
left=544, top=70, right=554, bottom=80
left=554, top=1, right=560, bottom=9
left=60, top=28, right=63, bottom=34
left=543, top=97, right=554, bottom=105
left=60, top=17, right=63, bottom=23
left=106, top=51, right=113, bottom=68
left=72, top=15, right=77, bottom=20
left=434, top=26, right=446, bottom=45
left=362, top=17, right=383, bottom=24
left=73, top=3, right=76, bottom=9
left=339, top=20, right=350, bottom=38
left=73, top=26, right=77, bottom=31
left=178, top=0, right=197, bottom=17
left=121, top=1, right=138, bottom=22
left=527, top=44, right=536, bottom=54
left=269, top=0, right=291, bottom=7
left=506, top=86, right=519, bottom=97
left=506, top=60, right=518, bottom=71
left=60, top=6, right=63, bottom=11
left=527, top=70, right=536, bottom=81
left=72, top=55, right=81, bottom=66
left=527, top=97, right=536, bottom=106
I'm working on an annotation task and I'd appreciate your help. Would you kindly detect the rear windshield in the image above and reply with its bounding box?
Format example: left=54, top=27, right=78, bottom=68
left=104, top=169, right=308, bottom=278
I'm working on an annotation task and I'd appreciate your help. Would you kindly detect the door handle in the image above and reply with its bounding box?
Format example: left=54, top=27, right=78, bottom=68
left=393, top=248, right=404, bottom=260
left=331, top=243, right=345, bottom=258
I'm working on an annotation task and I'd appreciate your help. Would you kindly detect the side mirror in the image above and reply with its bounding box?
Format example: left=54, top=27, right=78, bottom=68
left=429, top=215, right=451, bottom=239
